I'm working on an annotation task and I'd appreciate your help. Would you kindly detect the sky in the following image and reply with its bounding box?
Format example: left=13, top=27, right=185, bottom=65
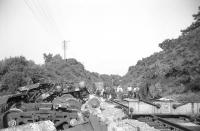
left=0, top=0, right=199, bottom=76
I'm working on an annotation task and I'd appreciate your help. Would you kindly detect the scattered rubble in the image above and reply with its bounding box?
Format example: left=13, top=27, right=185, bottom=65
left=86, top=98, right=160, bottom=131
left=0, top=121, right=56, bottom=131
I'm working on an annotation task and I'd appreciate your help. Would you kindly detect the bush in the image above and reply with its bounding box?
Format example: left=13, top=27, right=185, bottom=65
left=184, top=78, right=200, bottom=92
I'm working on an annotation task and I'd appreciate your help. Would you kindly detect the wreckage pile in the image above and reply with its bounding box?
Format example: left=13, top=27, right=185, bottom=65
left=87, top=98, right=159, bottom=131
left=0, top=85, right=160, bottom=131
left=1, top=121, right=56, bottom=131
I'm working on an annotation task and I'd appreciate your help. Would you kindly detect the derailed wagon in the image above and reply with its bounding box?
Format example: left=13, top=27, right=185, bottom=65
left=0, top=82, right=103, bottom=131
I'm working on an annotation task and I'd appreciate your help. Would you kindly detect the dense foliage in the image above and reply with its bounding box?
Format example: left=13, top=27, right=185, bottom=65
left=121, top=7, right=200, bottom=100
left=181, top=6, right=200, bottom=34
left=0, top=54, right=121, bottom=95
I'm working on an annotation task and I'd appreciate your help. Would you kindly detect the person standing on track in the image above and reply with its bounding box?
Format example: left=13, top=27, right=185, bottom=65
left=135, top=86, right=140, bottom=99
left=116, top=85, right=123, bottom=100
left=133, top=87, right=136, bottom=98
left=127, top=86, right=133, bottom=98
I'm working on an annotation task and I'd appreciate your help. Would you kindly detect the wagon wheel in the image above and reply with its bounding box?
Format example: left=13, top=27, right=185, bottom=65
left=3, top=108, right=23, bottom=128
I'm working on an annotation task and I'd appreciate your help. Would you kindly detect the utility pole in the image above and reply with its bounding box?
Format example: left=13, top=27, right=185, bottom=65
left=63, top=40, right=70, bottom=60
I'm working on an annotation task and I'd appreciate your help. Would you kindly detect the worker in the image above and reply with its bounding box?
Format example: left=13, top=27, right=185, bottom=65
left=116, top=86, right=123, bottom=100
left=100, top=88, right=104, bottom=97
left=127, top=86, right=133, bottom=98
left=103, top=87, right=107, bottom=99
left=135, top=86, right=140, bottom=99
left=116, top=85, right=123, bottom=92
left=95, top=89, right=101, bottom=96
left=110, top=87, right=117, bottom=100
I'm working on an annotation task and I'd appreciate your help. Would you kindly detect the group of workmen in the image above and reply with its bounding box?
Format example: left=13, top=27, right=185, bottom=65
left=126, top=86, right=140, bottom=99
left=95, top=85, right=140, bottom=100
left=116, top=85, right=140, bottom=99
left=96, top=87, right=117, bottom=100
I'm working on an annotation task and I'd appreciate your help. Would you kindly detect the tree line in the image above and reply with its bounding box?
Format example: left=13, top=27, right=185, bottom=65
left=0, top=54, right=121, bottom=95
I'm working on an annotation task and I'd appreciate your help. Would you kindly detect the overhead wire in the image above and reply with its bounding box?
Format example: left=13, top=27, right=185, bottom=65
left=33, top=0, right=57, bottom=33
left=23, top=0, right=62, bottom=41
left=31, top=0, right=55, bottom=36
left=36, top=0, right=62, bottom=38
left=23, top=0, right=50, bottom=33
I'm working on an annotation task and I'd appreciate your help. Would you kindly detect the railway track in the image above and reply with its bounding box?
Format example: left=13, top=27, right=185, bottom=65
left=108, top=99, right=200, bottom=131
left=108, top=99, right=128, bottom=108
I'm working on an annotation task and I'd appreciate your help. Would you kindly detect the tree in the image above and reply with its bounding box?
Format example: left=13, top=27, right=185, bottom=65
left=1, top=71, right=28, bottom=93
left=181, top=6, right=200, bottom=34
left=43, top=53, right=53, bottom=63
left=0, top=56, right=44, bottom=93
left=158, top=39, right=176, bottom=51
left=25, top=65, right=48, bottom=83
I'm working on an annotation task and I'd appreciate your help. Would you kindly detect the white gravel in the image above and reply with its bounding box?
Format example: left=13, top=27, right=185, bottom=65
left=92, top=100, right=160, bottom=131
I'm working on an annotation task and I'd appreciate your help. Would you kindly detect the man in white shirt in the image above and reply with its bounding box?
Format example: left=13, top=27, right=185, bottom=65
left=127, top=86, right=132, bottom=98
left=117, top=86, right=123, bottom=93
left=127, top=86, right=132, bottom=92
left=116, top=86, right=123, bottom=100
left=100, top=88, right=104, bottom=97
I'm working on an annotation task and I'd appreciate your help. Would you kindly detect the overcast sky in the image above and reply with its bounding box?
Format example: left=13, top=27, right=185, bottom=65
left=0, top=0, right=199, bottom=75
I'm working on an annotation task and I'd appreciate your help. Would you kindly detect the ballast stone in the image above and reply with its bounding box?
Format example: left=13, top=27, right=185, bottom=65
left=0, top=121, right=56, bottom=131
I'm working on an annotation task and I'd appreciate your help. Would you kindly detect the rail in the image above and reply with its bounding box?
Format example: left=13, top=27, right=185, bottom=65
left=152, top=115, right=192, bottom=131
left=110, top=99, right=129, bottom=108
left=108, top=99, right=198, bottom=131
left=140, top=99, right=161, bottom=109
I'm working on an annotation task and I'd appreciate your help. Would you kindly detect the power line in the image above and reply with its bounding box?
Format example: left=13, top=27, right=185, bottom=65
left=24, top=0, right=62, bottom=40
left=33, top=0, right=59, bottom=35
left=36, top=0, right=61, bottom=37
left=24, top=0, right=49, bottom=33
left=31, top=0, right=55, bottom=36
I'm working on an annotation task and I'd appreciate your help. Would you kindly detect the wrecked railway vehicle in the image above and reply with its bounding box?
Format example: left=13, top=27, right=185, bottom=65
left=0, top=82, right=91, bottom=130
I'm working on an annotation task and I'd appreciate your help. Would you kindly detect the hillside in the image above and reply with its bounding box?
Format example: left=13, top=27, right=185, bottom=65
left=121, top=7, right=200, bottom=101
left=0, top=54, right=121, bottom=95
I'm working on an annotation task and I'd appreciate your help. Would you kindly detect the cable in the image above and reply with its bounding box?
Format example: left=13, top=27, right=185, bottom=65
left=35, top=0, right=62, bottom=39
left=30, top=0, right=55, bottom=34
left=24, top=0, right=49, bottom=33
left=24, top=0, right=62, bottom=40
left=39, top=0, right=62, bottom=39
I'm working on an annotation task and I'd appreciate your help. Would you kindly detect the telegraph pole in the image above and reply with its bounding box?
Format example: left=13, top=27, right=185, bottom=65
left=63, top=40, right=70, bottom=60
